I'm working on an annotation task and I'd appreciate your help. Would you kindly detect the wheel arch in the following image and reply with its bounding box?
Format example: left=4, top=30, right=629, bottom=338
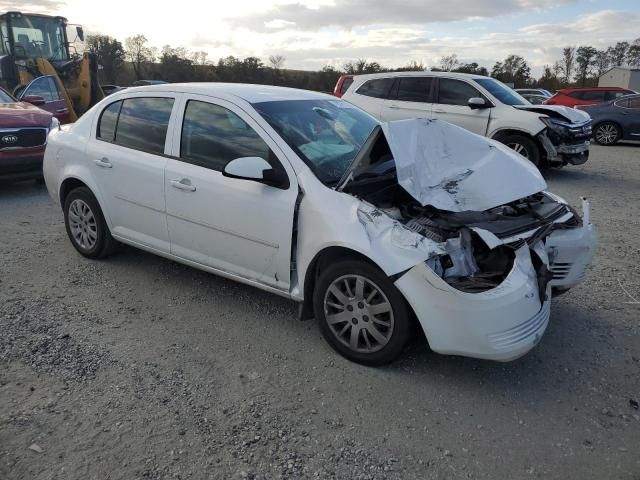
left=299, top=246, right=385, bottom=319
left=490, top=128, right=545, bottom=162
left=59, top=177, right=90, bottom=206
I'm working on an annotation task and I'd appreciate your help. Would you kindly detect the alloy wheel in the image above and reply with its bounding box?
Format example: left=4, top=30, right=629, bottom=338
left=68, top=198, right=98, bottom=250
left=507, top=142, right=530, bottom=159
left=595, top=124, right=618, bottom=145
left=323, top=274, right=394, bottom=353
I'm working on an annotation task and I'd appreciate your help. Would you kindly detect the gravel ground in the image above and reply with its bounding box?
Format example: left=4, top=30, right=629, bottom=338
left=1, top=144, right=639, bottom=480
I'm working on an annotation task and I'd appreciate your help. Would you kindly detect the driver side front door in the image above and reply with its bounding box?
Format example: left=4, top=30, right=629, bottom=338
left=165, top=95, right=299, bottom=292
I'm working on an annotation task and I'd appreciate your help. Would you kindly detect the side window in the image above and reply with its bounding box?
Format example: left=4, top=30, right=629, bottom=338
left=180, top=100, right=270, bottom=172
left=356, top=78, right=394, bottom=99
left=97, top=101, right=122, bottom=141
left=580, top=91, right=606, bottom=102
left=568, top=91, right=583, bottom=99
left=628, top=97, right=640, bottom=109
left=114, top=97, right=174, bottom=154
left=605, top=91, right=626, bottom=101
left=47, top=76, right=63, bottom=101
left=23, top=76, right=55, bottom=102
left=396, top=77, right=432, bottom=102
left=437, top=79, right=482, bottom=106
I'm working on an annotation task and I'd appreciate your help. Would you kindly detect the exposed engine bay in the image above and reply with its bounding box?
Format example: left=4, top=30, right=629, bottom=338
left=342, top=126, right=580, bottom=294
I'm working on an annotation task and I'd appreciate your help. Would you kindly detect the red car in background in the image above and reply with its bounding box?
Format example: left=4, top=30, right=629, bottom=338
left=545, top=87, right=635, bottom=107
left=15, top=75, right=73, bottom=124
left=333, top=75, right=354, bottom=97
left=0, top=87, right=57, bottom=182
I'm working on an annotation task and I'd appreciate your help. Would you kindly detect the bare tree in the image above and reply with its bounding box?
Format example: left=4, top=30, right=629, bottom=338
left=607, top=41, right=629, bottom=66
left=560, top=46, right=575, bottom=84
left=124, top=34, right=154, bottom=80
left=439, top=54, right=459, bottom=71
left=190, top=51, right=209, bottom=66
left=627, top=38, right=640, bottom=67
left=268, top=55, right=286, bottom=70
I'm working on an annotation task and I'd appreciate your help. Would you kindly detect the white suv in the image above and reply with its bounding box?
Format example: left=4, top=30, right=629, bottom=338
left=342, top=72, right=592, bottom=168
left=43, top=84, right=596, bottom=365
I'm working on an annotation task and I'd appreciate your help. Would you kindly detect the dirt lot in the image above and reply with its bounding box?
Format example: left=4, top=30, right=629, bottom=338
left=1, top=144, right=639, bottom=480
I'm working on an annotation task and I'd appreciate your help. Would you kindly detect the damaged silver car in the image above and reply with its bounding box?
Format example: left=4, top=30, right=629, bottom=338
left=44, top=84, right=597, bottom=366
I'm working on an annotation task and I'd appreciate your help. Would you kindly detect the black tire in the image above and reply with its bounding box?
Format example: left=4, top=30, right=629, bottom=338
left=313, top=259, right=411, bottom=366
left=593, top=122, right=621, bottom=146
left=63, top=186, right=117, bottom=259
left=498, top=134, right=541, bottom=167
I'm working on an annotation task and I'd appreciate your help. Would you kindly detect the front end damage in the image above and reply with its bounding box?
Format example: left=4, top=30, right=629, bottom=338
left=517, top=105, right=592, bottom=166
left=343, top=119, right=596, bottom=361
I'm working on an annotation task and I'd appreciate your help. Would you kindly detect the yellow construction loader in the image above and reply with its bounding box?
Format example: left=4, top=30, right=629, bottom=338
left=0, top=11, right=103, bottom=122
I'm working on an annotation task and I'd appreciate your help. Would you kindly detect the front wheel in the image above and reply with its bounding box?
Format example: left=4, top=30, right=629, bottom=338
left=313, top=260, right=411, bottom=366
left=593, top=122, right=621, bottom=146
left=498, top=134, right=541, bottom=167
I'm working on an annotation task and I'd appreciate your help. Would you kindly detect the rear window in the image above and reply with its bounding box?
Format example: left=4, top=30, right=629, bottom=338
left=356, top=78, right=394, bottom=99
left=340, top=78, right=353, bottom=95
left=114, top=97, right=174, bottom=154
left=628, top=96, right=640, bottom=109
left=395, top=77, right=432, bottom=102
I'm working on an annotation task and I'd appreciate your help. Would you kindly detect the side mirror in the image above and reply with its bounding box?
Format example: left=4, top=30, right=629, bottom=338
left=222, top=156, right=289, bottom=189
left=468, top=97, right=490, bottom=109
left=22, top=95, right=46, bottom=106
left=76, top=26, right=84, bottom=42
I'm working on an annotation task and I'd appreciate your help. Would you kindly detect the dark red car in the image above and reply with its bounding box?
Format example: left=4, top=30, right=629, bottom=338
left=0, top=87, right=56, bottom=182
left=545, top=87, right=635, bottom=108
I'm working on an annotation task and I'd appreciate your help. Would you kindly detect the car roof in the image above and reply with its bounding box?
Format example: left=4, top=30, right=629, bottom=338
left=350, top=71, right=490, bottom=81
left=558, top=87, right=630, bottom=92
left=119, top=82, right=332, bottom=103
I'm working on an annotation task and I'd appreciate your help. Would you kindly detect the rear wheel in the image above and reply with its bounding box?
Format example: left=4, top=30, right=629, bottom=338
left=498, top=134, right=541, bottom=167
left=593, top=122, right=621, bottom=145
left=313, top=260, right=411, bottom=366
left=63, top=187, right=117, bottom=259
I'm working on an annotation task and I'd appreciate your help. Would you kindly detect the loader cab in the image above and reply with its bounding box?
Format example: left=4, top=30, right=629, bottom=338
left=0, top=12, right=71, bottom=61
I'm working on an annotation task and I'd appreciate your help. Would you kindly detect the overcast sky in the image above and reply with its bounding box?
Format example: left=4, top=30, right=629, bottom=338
left=3, top=0, right=639, bottom=75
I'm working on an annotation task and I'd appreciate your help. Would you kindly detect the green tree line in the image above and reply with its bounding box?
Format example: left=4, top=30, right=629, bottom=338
left=87, top=34, right=640, bottom=91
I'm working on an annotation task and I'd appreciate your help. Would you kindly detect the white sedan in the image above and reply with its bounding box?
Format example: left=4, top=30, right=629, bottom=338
left=43, top=84, right=596, bottom=365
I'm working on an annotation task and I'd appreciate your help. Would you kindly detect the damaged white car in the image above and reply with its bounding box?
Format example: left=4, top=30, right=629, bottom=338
left=43, top=84, right=597, bottom=365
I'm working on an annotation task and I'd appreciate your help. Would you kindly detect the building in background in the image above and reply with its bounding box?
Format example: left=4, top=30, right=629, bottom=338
left=598, top=67, right=640, bottom=91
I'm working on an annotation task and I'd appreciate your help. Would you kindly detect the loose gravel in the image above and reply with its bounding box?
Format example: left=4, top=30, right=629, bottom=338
left=1, top=144, right=639, bottom=479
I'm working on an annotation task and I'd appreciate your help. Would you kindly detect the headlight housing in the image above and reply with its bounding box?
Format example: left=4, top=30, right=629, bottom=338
left=540, top=116, right=591, bottom=136
left=49, top=116, right=60, bottom=133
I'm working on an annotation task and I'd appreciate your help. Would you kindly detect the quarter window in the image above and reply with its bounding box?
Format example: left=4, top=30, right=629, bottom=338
left=97, top=101, right=121, bottom=141
left=180, top=100, right=270, bottom=172
left=628, top=97, right=640, bottom=109
left=396, top=77, right=432, bottom=102
left=114, top=97, right=174, bottom=154
left=437, top=79, right=482, bottom=106
left=356, top=78, right=394, bottom=99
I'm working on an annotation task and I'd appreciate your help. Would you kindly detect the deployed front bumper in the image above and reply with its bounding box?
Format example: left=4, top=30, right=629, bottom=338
left=395, top=246, right=551, bottom=361
left=394, top=199, right=596, bottom=362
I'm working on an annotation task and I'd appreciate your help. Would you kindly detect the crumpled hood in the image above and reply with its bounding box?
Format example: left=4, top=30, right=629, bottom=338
left=381, top=118, right=547, bottom=212
left=514, top=104, right=590, bottom=124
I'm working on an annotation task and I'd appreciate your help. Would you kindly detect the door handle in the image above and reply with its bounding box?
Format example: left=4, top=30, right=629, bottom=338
left=56, top=108, right=68, bottom=113
left=433, top=109, right=446, bottom=113
left=170, top=178, right=196, bottom=192
left=94, top=158, right=112, bottom=168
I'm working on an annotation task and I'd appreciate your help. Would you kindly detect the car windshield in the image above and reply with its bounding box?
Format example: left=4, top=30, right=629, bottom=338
left=253, top=99, right=378, bottom=183
left=0, top=88, right=14, bottom=103
left=475, top=78, right=528, bottom=106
